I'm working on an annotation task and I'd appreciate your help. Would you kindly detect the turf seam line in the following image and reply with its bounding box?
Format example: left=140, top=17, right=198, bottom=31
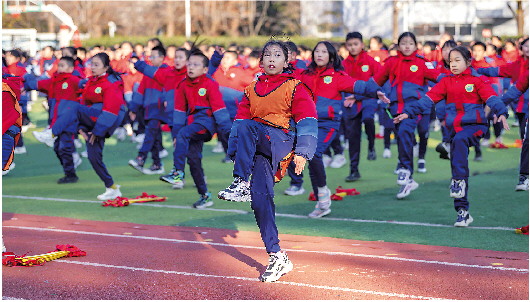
left=2, top=195, right=516, bottom=231
left=5, top=226, right=528, bottom=273
left=54, top=259, right=446, bottom=300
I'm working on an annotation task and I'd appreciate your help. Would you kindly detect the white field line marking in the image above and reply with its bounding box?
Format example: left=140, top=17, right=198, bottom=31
left=1, top=297, right=25, bottom=300
left=54, top=259, right=445, bottom=300
left=4, top=226, right=528, bottom=273
left=1, top=195, right=515, bottom=231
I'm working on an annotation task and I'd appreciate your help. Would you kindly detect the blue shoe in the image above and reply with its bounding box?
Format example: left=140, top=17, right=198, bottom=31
left=454, top=208, right=473, bottom=227
left=449, top=179, right=466, bottom=198
left=160, top=169, right=185, bottom=189
left=193, top=192, right=213, bottom=209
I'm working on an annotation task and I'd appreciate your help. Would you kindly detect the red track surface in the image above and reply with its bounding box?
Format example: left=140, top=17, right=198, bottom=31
left=2, top=213, right=528, bottom=300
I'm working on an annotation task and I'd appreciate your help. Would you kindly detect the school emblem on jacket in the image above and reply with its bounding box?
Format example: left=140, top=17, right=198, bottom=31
left=465, top=84, right=474, bottom=92
left=323, top=76, right=333, bottom=84
left=94, top=87, right=102, bottom=94
left=62, top=82, right=69, bottom=89
left=361, top=65, right=369, bottom=72
left=198, top=88, right=207, bottom=96
left=410, top=65, right=418, bottom=72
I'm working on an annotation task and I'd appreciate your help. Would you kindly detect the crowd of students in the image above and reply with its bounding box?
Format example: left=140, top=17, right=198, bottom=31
left=3, top=32, right=528, bottom=282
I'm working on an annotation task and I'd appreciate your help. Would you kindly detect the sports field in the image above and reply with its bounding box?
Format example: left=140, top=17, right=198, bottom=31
left=2, top=102, right=528, bottom=299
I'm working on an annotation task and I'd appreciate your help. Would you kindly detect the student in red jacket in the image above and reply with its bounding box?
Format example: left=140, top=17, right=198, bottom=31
left=296, top=41, right=389, bottom=218
left=368, top=36, right=389, bottom=63
left=24, top=57, right=83, bottom=183
left=476, top=38, right=529, bottom=140
left=394, top=46, right=509, bottom=227
left=128, top=46, right=168, bottom=174
left=49, top=53, right=127, bottom=200
left=341, top=32, right=383, bottom=182
left=160, top=51, right=231, bottom=209
left=373, top=32, right=441, bottom=199
left=218, top=40, right=317, bottom=282
left=2, top=74, right=22, bottom=175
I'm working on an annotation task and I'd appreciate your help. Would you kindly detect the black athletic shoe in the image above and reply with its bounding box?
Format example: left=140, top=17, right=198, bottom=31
left=57, top=175, right=79, bottom=184
left=367, top=149, right=377, bottom=160
left=345, top=171, right=361, bottom=182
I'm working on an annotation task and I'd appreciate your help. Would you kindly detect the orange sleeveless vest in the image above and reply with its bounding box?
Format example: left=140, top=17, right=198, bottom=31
left=2, top=81, right=22, bottom=127
left=245, top=79, right=299, bottom=129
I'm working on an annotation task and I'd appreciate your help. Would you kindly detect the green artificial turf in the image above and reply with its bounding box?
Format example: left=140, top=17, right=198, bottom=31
left=2, top=101, right=528, bottom=252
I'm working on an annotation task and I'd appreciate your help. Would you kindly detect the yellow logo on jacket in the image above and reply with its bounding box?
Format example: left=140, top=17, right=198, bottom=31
left=323, top=76, right=333, bottom=84
left=62, top=82, right=68, bottom=89
left=198, top=88, right=207, bottom=96
left=465, top=84, right=474, bottom=92
left=410, top=65, right=418, bottom=72
left=361, top=65, right=369, bottom=72
left=94, top=87, right=102, bottom=94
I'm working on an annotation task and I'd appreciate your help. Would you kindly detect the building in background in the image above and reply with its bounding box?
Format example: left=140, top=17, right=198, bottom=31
left=301, top=0, right=529, bottom=42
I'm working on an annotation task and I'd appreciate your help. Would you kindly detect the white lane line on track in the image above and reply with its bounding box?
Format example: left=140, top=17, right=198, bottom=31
left=2, top=195, right=515, bottom=231
left=54, top=259, right=446, bottom=300
left=2, top=297, right=24, bottom=300
left=4, top=226, right=528, bottom=273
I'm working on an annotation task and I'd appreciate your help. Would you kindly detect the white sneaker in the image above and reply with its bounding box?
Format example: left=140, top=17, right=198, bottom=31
left=218, top=177, right=251, bottom=202
left=97, top=185, right=122, bottom=201
left=2, top=163, right=15, bottom=175
left=449, top=179, right=466, bottom=198
left=74, top=139, right=83, bottom=149
left=159, top=149, right=169, bottom=159
left=480, top=139, right=490, bottom=147
left=396, top=168, right=411, bottom=185
left=322, top=154, right=332, bottom=168
left=133, top=133, right=145, bottom=144
left=454, top=208, right=473, bottom=227
left=81, top=151, right=88, bottom=158
left=329, top=154, right=346, bottom=168
left=515, top=175, right=529, bottom=191
left=212, top=141, right=224, bottom=153
left=73, top=152, right=82, bottom=168
left=284, top=185, right=305, bottom=196
left=383, top=148, right=391, bottom=158
left=308, top=187, right=331, bottom=218
left=143, top=164, right=165, bottom=175
left=33, top=129, right=56, bottom=147
left=14, top=146, right=26, bottom=154
left=113, top=127, right=127, bottom=141
left=396, top=179, right=419, bottom=199
left=259, top=251, right=293, bottom=282
left=417, top=159, right=427, bottom=173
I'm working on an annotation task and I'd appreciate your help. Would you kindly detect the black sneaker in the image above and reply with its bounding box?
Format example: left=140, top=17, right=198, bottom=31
left=345, top=171, right=361, bottom=182
left=193, top=192, right=214, bottom=209
left=474, top=148, right=482, bottom=161
left=143, top=164, right=165, bottom=175
left=435, top=142, right=450, bottom=160
left=367, top=149, right=376, bottom=160
left=128, top=156, right=145, bottom=173
left=218, top=177, right=251, bottom=202
left=57, top=175, right=79, bottom=184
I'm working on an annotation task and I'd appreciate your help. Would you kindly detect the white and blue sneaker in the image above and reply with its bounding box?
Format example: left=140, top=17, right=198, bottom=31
left=284, top=185, right=305, bottom=196
left=193, top=192, right=214, bottom=209
left=396, top=168, right=411, bottom=185
left=454, top=208, right=473, bottom=227
left=417, top=159, right=427, bottom=173
left=449, top=179, right=466, bottom=198
left=396, top=179, right=419, bottom=199
left=259, top=251, right=294, bottom=282
left=218, top=177, right=251, bottom=202
left=515, top=174, right=529, bottom=191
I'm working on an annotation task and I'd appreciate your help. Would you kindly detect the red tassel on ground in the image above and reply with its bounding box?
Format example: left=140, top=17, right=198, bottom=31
left=336, top=186, right=360, bottom=195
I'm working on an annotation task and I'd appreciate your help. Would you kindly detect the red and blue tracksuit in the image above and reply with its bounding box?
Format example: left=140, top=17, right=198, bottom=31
left=431, top=60, right=452, bottom=143
left=403, top=68, right=508, bottom=211
left=342, top=51, right=382, bottom=173
left=62, top=73, right=126, bottom=188
left=502, top=66, right=529, bottom=177
left=374, top=51, right=441, bottom=176
left=289, top=66, right=384, bottom=195
left=228, top=72, right=317, bottom=253
left=24, top=72, right=82, bottom=177
left=476, top=57, right=529, bottom=139
left=2, top=75, right=22, bottom=171
left=6, top=62, right=29, bottom=149
left=130, top=64, right=169, bottom=167
left=173, top=74, right=231, bottom=196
